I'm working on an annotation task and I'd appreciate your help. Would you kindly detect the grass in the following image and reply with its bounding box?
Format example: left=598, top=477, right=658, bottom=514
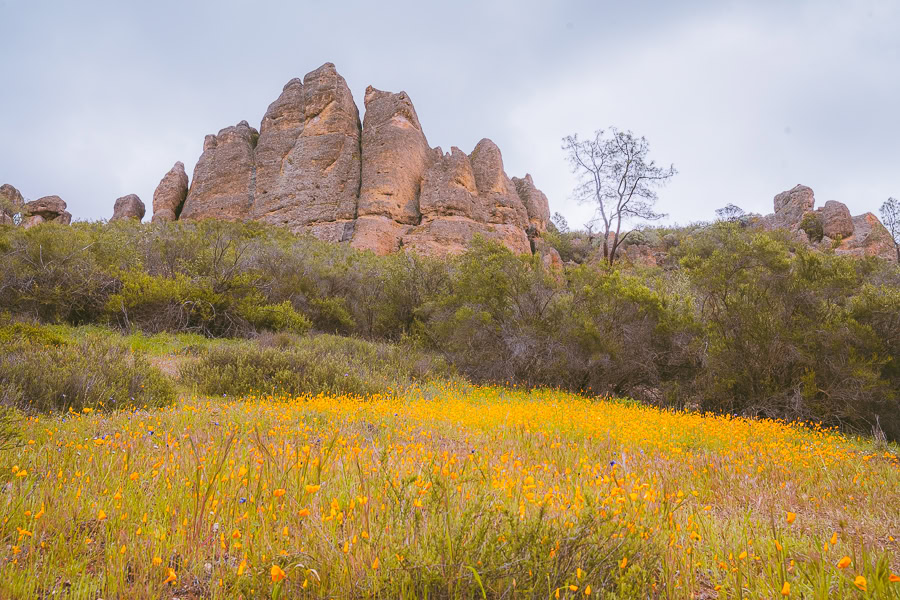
left=0, top=386, right=898, bottom=599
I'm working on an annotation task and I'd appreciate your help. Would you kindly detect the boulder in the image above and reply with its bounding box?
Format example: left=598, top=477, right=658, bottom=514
left=820, top=200, right=854, bottom=239
left=110, top=194, right=145, bottom=221
left=180, top=120, right=258, bottom=222
left=0, top=183, right=24, bottom=225
left=251, top=63, right=361, bottom=232
left=512, top=174, right=551, bottom=232
left=773, top=184, right=815, bottom=229
left=151, top=161, right=189, bottom=223
left=21, top=195, right=71, bottom=228
left=356, top=86, right=431, bottom=225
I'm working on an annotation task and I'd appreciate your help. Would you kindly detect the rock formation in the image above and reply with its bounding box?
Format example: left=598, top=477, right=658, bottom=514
left=151, top=162, right=189, bottom=223
left=110, top=194, right=145, bottom=221
left=21, top=195, right=71, bottom=228
left=1, top=183, right=24, bottom=225
left=773, top=184, right=815, bottom=229
left=180, top=120, right=258, bottom=222
left=250, top=64, right=361, bottom=241
left=820, top=200, right=853, bottom=239
left=166, top=62, right=552, bottom=259
left=762, top=185, right=895, bottom=261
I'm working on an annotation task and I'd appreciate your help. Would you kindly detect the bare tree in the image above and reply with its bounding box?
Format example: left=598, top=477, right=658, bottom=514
left=550, top=212, right=569, bottom=233
left=880, top=197, right=900, bottom=262
left=715, top=203, right=746, bottom=223
left=563, top=128, right=676, bottom=265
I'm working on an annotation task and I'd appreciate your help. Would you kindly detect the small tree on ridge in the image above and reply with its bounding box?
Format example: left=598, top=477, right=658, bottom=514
left=562, top=128, right=676, bottom=265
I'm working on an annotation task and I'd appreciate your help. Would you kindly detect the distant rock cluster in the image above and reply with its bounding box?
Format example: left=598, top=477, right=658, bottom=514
left=0, top=185, right=72, bottom=228
left=156, top=63, right=552, bottom=258
left=762, top=184, right=895, bottom=259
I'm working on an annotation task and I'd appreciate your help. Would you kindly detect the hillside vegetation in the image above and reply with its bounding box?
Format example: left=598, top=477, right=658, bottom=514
left=1, top=219, right=899, bottom=440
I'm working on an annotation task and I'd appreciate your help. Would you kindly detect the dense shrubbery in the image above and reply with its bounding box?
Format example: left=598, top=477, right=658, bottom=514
left=1, top=219, right=899, bottom=439
left=0, top=323, right=175, bottom=412
left=180, top=333, right=453, bottom=397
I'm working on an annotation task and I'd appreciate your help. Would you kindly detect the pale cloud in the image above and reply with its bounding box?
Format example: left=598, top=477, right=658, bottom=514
left=1, top=0, right=897, bottom=226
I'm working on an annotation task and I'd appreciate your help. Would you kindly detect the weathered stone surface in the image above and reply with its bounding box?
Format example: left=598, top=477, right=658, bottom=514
left=773, top=184, right=815, bottom=228
left=110, top=194, right=145, bottom=221
left=836, top=213, right=896, bottom=260
left=351, top=215, right=410, bottom=255
left=512, top=174, right=550, bottom=231
left=21, top=197, right=71, bottom=227
left=251, top=63, right=360, bottom=231
left=820, top=200, right=854, bottom=239
left=22, top=196, right=70, bottom=227
left=401, top=217, right=531, bottom=257
left=251, top=78, right=305, bottom=220
left=0, top=183, right=24, bottom=225
left=357, top=86, right=431, bottom=225
left=151, top=162, right=189, bottom=223
left=469, top=139, right=528, bottom=227
left=180, top=120, right=258, bottom=222
left=417, top=147, right=478, bottom=218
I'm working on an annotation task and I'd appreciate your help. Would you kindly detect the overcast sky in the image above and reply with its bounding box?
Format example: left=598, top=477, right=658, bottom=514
left=2, top=0, right=898, bottom=227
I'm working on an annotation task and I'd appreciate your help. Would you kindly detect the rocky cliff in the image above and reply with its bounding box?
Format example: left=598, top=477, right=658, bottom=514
left=160, top=63, right=551, bottom=258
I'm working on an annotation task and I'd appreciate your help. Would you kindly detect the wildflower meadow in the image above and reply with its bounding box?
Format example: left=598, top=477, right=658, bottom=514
left=1, top=386, right=898, bottom=599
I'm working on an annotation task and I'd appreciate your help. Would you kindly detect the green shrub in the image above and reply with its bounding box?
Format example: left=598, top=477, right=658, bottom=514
left=180, top=334, right=452, bottom=398
left=799, top=212, right=824, bottom=242
left=239, top=299, right=311, bottom=334
left=0, top=331, right=175, bottom=412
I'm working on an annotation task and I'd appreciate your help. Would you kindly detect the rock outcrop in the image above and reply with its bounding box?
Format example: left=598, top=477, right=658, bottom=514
left=110, top=194, right=145, bottom=221
left=1, top=183, right=24, bottom=225
left=180, top=121, right=258, bottom=222
left=21, top=195, right=71, bottom=228
left=763, top=185, right=895, bottom=261
left=251, top=63, right=361, bottom=242
left=166, top=62, right=551, bottom=259
left=820, top=200, right=853, bottom=239
left=151, top=162, right=189, bottom=223
left=773, top=184, right=815, bottom=229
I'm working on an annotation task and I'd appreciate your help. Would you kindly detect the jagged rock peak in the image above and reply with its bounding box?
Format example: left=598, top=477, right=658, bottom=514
left=169, top=62, right=553, bottom=258
left=151, top=161, right=189, bottom=223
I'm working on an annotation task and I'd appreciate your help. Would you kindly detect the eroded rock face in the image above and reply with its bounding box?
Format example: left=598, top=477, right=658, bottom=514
left=171, top=63, right=553, bottom=258
left=821, top=200, right=853, bottom=239
left=773, top=184, right=815, bottom=228
left=152, top=162, right=189, bottom=223
left=836, top=213, right=896, bottom=259
left=512, top=174, right=551, bottom=231
left=417, top=147, right=478, bottom=219
left=469, top=139, right=528, bottom=228
left=180, top=120, right=258, bottom=222
left=251, top=63, right=360, bottom=232
left=111, top=194, right=145, bottom=221
left=1, top=183, right=24, bottom=225
left=22, top=195, right=70, bottom=228
left=357, top=86, right=431, bottom=226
